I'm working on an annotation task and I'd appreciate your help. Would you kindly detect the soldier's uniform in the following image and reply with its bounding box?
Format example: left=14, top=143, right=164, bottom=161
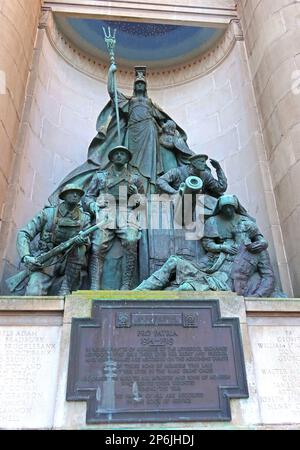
left=156, top=160, right=227, bottom=197
left=83, top=147, right=145, bottom=290
left=17, top=188, right=91, bottom=296
left=202, top=200, right=275, bottom=297
left=135, top=254, right=229, bottom=292
left=136, top=196, right=275, bottom=297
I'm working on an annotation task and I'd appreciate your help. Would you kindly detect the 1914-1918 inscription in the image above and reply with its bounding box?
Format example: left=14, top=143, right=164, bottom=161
left=67, top=300, right=248, bottom=423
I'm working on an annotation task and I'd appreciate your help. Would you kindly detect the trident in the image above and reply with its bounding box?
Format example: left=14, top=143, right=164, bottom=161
left=102, top=26, right=121, bottom=145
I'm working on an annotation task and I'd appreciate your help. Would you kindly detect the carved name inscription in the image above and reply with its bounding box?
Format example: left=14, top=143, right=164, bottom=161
left=0, top=326, right=61, bottom=429
left=67, top=300, right=248, bottom=423
left=249, top=324, right=300, bottom=424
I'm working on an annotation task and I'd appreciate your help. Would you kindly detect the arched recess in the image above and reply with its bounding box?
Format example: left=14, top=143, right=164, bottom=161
left=0, top=7, right=293, bottom=296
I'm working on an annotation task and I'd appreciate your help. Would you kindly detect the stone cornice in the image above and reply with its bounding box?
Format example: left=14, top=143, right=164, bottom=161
left=44, top=0, right=237, bottom=27
left=43, top=10, right=244, bottom=89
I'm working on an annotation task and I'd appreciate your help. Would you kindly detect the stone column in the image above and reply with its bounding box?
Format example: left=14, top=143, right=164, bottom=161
left=238, top=0, right=300, bottom=296
left=0, top=0, right=42, bottom=283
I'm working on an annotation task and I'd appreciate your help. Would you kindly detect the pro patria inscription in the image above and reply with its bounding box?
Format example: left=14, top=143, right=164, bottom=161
left=67, top=300, right=248, bottom=423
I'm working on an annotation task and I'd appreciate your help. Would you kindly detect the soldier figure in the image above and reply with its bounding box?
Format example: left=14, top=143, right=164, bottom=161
left=83, top=145, right=145, bottom=290
left=201, top=194, right=275, bottom=297
left=156, top=154, right=227, bottom=198
left=136, top=195, right=276, bottom=297
left=16, top=184, right=91, bottom=296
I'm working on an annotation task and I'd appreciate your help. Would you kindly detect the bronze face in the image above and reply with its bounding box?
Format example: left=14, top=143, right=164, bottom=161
left=134, top=80, right=146, bottom=95
left=63, top=191, right=82, bottom=205
left=220, top=204, right=236, bottom=220
left=191, top=157, right=207, bottom=171
left=111, top=149, right=130, bottom=166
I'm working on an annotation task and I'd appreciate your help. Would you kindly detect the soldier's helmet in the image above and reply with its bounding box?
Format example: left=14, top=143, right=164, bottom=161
left=189, top=154, right=208, bottom=163
left=108, top=145, right=133, bottom=162
left=217, top=195, right=239, bottom=210
left=59, top=183, right=85, bottom=200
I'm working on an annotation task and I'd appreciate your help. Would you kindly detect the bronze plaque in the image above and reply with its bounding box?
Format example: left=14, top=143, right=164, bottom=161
left=67, top=300, right=248, bottom=423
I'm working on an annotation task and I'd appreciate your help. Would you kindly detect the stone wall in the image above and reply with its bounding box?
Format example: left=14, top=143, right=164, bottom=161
left=0, top=28, right=105, bottom=285
left=0, top=1, right=42, bottom=224
left=0, top=13, right=292, bottom=295
left=0, top=0, right=42, bottom=279
left=237, top=0, right=300, bottom=295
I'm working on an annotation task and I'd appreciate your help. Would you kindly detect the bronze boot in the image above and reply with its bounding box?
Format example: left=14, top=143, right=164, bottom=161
left=134, top=262, right=173, bottom=290
left=134, top=274, right=167, bottom=290
left=120, top=250, right=137, bottom=290
left=58, top=277, right=71, bottom=296
left=58, top=261, right=81, bottom=295
left=89, top=254, right=104, bottom=290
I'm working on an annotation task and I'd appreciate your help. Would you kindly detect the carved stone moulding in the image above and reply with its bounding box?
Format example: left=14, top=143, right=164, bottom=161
left=41, top=8, right=243, bottom=89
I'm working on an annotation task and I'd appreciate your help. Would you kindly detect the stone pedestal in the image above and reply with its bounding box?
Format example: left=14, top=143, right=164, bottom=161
left=0, top=293, right=299, bottom=429
left=0, top=297, right=63, bottom=429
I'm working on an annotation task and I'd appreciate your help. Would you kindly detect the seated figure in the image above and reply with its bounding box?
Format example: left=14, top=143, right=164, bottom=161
left=135, top=195, right=276, bottom=297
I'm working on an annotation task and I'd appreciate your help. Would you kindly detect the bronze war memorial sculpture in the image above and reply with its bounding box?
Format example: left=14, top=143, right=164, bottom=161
left=6, top=27, right=285, bottom=299
left=135, top=194, right=276, bottom=297
left=48, top=65, right=193, bottom=204
left=9, top=185, right=92, bottom=296
left=83, top=145, right=145, bottom=291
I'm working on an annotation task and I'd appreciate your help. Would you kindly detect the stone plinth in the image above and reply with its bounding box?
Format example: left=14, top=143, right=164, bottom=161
left=0, top=297, right=63, bottom=429
left=248, top=317, right=300, bottom=424
left=0, top=293, right=299, bottom=429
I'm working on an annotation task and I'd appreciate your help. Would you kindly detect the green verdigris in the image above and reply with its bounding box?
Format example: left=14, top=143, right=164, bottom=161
left=14, top=185, right=91, bottom=296
left=157, top=154, right=227, bottom=198
left=48, top=66, right=193, bottom=204
left=136, top=195, right=276, bottom=297
left=83, top=146, right=145, bottom=291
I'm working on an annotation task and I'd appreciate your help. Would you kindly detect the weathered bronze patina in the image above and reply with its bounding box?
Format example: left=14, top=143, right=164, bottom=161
left=136, top=195, right=276, bottom=297
left=83, top=146, right=145, bottom=290
left=67, top=299, right=248, bottom=423
left=48, top=64, right=193, bottom=203
left=157, top=154, right=227, bottom=198
left=8, top=29, right=284, bottom=297
left=9, top=185, right=91, bottom=296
